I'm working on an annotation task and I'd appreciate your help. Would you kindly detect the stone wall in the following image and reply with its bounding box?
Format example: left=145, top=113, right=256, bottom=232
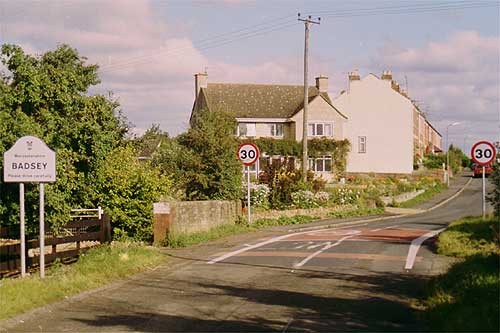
left=153, top=200, right=241, bottom=244
left=380, top=189, right=425, bottom=206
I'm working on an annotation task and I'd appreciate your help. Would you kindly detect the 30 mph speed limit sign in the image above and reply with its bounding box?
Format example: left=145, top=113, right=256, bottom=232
left=237, top=142, right=259, bottom=166
left=471, top=141, right=496, bottom=166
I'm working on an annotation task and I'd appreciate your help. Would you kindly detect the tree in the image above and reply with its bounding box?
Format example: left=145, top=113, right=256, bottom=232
left=0, top=44, right=126, bottom=233
left=176, top=109, right=243, bottom=200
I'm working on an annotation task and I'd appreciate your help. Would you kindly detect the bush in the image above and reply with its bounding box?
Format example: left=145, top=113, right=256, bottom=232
left=424, top=153, right=445, bottom=169
left=487, top=161, right=500, bottom=217
left=95, top=146, right=172, bottom=242
left=249, top=184, right=270, bottom=209
left=291, top=190, right=319, bottom=209
left=328, top=187, right=361, bottom=205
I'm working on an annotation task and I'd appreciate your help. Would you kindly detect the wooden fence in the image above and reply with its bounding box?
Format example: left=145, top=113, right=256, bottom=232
left=0, top=214, right=111, bottom=278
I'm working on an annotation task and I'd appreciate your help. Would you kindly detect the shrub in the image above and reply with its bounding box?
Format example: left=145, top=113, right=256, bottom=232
left=328, top=187, right=361, bottom=205
left=291, top=190, right=319, bottom=209
left=249, top=184, right=270, bottom=209
left=95, top=146, right=172, bottom=242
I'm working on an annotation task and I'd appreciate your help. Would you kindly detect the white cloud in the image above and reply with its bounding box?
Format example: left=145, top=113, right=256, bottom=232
left=372, top=31, right=500, bottom=151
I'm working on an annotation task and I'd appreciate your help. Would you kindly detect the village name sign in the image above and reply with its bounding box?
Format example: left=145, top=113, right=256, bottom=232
left=3, top=135, right=56, bottom=279
left=4, top=136, right=56, bottom=183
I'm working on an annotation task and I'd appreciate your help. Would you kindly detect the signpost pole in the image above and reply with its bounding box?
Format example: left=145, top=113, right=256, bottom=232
left=482, top=166, right=486, bottom=219
left=247, top=165, right=251, bottom=224
left=19, top=183, right=26, bottom=277
left=39, top=183, right=45, bottom=279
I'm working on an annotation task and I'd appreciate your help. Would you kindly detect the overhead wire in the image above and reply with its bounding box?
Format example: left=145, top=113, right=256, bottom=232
left=99, top=1, right=499, bottom=74
left=99, top=13, right=298, bottom=73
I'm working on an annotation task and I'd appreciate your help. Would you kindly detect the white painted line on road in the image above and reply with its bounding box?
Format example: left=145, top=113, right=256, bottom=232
left=208, top=228, right=334, bottom=264
left=404, top=228, right=445, bottom=270
left=371, top=225, right=399, bottom=232
left=294, top=232, right=361, bottom=268
left=294, top=241, right=313, bottom=249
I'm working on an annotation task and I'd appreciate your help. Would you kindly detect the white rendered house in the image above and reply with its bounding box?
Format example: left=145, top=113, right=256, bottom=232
left=334, top=70, right=430, bottom=174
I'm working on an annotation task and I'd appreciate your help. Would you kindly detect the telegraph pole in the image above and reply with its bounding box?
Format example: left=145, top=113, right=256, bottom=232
left=298, top=13, right=320, bottom=181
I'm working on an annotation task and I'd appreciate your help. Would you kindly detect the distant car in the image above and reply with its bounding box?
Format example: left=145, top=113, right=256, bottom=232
left=473, top=164, right=492, bottom=178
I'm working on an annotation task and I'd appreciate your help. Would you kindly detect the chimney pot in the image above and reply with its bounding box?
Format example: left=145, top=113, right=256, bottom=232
left=348, top=69, right=360, bottom=81
left=381, top=70, right=393, bottom=81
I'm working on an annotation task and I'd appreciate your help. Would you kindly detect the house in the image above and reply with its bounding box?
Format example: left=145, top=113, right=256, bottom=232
left=190, top=73, right=348, bottom=180
left=333, top=70, right=442, bottom=174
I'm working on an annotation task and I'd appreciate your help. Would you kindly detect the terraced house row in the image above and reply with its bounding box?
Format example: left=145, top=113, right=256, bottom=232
left=190, top=70, right=442, bottom=179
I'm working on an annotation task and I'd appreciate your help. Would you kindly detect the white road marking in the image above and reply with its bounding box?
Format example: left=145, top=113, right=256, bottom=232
left=294, top=232, right=361, bottom=267
left=371, top=225, right=399, bottom=232
left=404, top=228, right=445, bottom=270
left=294, top=241, right=313, bottom=249
left=208, top=228, right=331, bottom=264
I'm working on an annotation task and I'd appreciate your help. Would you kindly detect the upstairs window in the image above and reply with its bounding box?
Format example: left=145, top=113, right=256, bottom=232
left=308, top=122, right=333, bottom=137
left=269, top=123, right=284, bottom=137
left=358, top=136, right=366, bottom=153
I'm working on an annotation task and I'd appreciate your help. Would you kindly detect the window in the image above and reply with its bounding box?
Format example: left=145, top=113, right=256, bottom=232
left=358, top=136, right=366, bottom=153
left=269, top=123, right=284, bottom=137
left=307, top=122, right=333, bottom=137
left=237, top=123, right=256, bottom=137
left=309, top=156, right=332, bottom=172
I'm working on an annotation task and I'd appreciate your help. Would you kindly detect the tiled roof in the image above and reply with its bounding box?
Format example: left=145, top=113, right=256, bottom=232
left=196, top=83, right=346, bottom=119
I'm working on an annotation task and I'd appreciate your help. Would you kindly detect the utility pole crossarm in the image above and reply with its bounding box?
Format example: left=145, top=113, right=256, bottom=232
left=298, top=13, right=320, bottom=182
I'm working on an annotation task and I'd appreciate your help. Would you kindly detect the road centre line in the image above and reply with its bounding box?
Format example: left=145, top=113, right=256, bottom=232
left=294, top=232, right=361, bottom=268
left=404, top=228, right=445, bottom=270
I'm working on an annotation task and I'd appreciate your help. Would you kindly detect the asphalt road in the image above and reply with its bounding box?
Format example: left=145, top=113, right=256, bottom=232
left=1, top=175, right=493, bottom=332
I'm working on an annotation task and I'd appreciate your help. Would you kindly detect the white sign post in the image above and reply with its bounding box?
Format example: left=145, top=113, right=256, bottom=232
left=237, top=143, right=259, bottom=224
left=3, top=136, right=56, bottom=278
left=471, top=141, right=496, bottom=219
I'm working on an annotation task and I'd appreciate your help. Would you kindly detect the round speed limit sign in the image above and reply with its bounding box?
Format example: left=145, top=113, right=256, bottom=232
left=237, top=142, right=259, bottom=166
left=471, top=141, right=496, bottom=166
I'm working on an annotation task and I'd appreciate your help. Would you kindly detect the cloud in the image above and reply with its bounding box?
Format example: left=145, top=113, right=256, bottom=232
left=1, top=0, right=302, bottom=136
left=372, top=31, right=500, bottom=150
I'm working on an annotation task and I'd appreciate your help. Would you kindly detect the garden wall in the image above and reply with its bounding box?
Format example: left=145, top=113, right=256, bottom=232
left=153, top=200, right=241, bottom=244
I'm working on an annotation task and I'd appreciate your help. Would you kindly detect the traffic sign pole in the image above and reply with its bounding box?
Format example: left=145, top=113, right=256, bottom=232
left=39, top=183, right=45, bottom=279
left=482, top=166, right=486, bottom=218
left=20, top=183, right=26, bottom=277
left=237, top=143, right=259, bottom=225
left=470, top=141, right=496, bottom=219
left=247, top=166, right=251, bottom=224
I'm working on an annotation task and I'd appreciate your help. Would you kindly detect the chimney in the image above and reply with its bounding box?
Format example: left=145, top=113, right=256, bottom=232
left=391, top=81, right=400, bottom=92
left=348, top=69, right=360, bottom=81
left=315, top=75, right=328, bottom=93
left=194, top=72, right=208, bottom=101
left=381, top=70, right=392, bottom=81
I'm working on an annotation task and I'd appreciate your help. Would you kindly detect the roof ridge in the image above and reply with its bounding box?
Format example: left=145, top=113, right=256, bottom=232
left=208, top=82, right=316, bottom=88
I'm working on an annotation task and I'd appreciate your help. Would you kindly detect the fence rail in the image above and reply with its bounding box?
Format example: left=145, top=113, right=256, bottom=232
left=0, top=212, right=111, bottom=278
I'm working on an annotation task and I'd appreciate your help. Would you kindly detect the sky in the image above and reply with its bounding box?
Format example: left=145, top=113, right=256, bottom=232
left=0, top=0, right=499, bottom=154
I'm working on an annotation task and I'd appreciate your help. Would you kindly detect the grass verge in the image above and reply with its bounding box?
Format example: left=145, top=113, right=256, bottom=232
left=397, top=182, right=445, bottom=208
left=327, top=206, right=384, bottom=219
left=0, top=242, right=165, bottom=321
left=421, top=216, right=499, bottom=332
left=163, top=215, right=316, bottom=248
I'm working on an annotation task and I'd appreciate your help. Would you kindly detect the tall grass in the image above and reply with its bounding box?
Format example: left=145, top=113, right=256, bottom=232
left=422, top=216, right=499, bottom=332
left=0, top=242, right=165, bottom=320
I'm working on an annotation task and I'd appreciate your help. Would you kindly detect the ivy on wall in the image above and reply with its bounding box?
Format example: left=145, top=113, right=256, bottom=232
left=240, top=138, right=351, bottom=174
